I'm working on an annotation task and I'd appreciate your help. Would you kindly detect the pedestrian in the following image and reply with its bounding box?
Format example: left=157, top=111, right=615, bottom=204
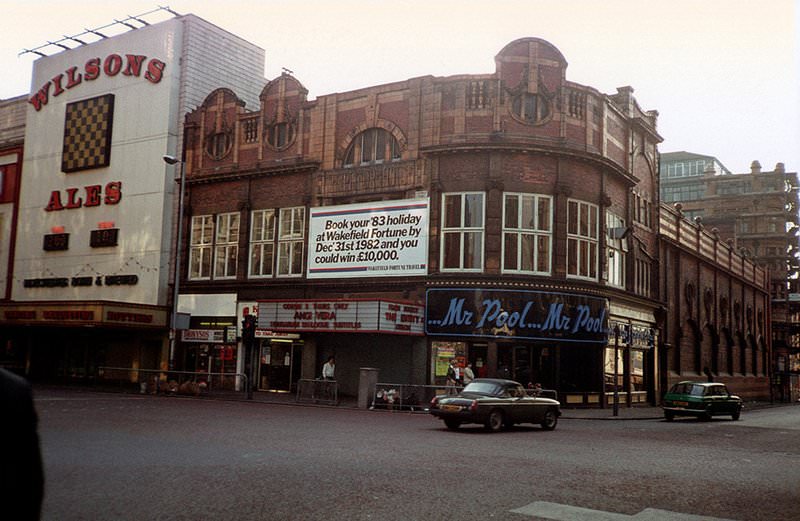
left=446, top=359, right=458, bottom=394
left=322, top=356, right=336, bottom=380
left=463, top=362, right=475, bottom=385
left=0, top=368, right=44, bottom=521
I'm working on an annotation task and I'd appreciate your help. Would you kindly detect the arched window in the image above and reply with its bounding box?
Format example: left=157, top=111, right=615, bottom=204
left=343, top=128, right=401, bottom=167
left=206, top=131, right=233, bottom=160
left=511, top=93, right=550, bottom=125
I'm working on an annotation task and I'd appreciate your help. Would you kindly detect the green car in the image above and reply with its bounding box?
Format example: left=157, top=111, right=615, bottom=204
left=662, top=381, right=743, bottom=421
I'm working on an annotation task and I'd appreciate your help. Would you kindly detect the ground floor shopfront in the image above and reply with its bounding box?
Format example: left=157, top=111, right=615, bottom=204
left=424, top=287, right=658, bottom=407
left=0, top=301, right=168, bottom=383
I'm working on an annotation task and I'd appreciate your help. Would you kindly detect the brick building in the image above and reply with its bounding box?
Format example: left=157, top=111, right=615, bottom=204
left=173, top=37, right=769, bottom=405
left=660, top=152, right=798, bottom=400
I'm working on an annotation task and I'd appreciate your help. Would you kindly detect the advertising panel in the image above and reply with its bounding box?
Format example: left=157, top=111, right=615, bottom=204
left=307, top=199, right=429, bottom=278
left=426, top=288, right=609, bottom=343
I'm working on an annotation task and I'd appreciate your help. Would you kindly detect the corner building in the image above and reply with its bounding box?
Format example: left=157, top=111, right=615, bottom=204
left=0, top=12, right=265, bottom=380
left=179, top=38, right=678, bottom=406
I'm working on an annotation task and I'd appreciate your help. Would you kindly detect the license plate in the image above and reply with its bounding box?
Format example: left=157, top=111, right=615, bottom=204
left=674, top=401, right=688, bottom=407
left=441, top=404, right=461, bottom=411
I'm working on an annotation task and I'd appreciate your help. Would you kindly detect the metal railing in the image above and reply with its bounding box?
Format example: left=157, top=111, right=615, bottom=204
left=370, top=383, right=558, bottom=412
left=97, top=367, right=248, bottom=398
left=296, top=378, right=339, bottom=405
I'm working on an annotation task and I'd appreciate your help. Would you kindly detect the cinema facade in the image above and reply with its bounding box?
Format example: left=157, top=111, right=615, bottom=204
left=177, top=37, right=771, bottom=405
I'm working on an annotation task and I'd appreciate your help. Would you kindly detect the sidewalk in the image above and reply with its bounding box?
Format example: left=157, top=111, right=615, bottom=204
left=37, top=384, right=797, bottom=420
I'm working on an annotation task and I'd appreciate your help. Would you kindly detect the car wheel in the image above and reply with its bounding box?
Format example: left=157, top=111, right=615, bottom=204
left=540, top=408, right=558, bottom=430
left=731, top=408, right=741, bottom=421
left=444, top=419, right=461, bottom=430
left=664, top=410, right=675, bottom=422
left=485, top=409, right=505, bottom=432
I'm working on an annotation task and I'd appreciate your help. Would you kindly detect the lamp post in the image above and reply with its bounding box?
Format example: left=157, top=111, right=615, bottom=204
left=163, top=154, right=185, bottom=371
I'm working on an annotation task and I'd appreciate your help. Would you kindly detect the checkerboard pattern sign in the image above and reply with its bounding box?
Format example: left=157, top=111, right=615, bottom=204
left=61, top=94, right=115, bottom=173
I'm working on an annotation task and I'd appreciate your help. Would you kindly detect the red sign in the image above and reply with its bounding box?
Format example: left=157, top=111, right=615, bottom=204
left=29, top=53, right=166, bottom=111
left=45, top=181, right=122, bottom=211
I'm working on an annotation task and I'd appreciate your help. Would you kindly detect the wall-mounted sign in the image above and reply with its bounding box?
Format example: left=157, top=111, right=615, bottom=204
left=28, top=53, right=166, bottom=111
left=257, top=299, right=424, bottom=336
left=43, top=233, right=69, bottom=251
left=610, top=321, right=654, bottom=349
left=0, top=303, right=165, bottom=327
left=181, top=329, right=225, bottom=343
left=90, top=228, right=119, bottom=247
left=307, top=198, right=429, bottom=278
left=425, top=288, right=609, bottom=344
left=45, top=181, right=122, bottom=211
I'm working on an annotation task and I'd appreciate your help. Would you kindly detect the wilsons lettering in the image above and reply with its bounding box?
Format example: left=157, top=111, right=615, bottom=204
left=29, top=53, right=166, bottom=111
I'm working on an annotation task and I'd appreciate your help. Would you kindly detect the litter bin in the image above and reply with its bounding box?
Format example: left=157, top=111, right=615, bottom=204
left=358, top=367, right=379, bottom=409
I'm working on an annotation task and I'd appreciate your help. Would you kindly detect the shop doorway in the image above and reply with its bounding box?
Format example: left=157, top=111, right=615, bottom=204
left=257, top=340, right=303, bottom=392
left=497, top=344, right=555, bottom=389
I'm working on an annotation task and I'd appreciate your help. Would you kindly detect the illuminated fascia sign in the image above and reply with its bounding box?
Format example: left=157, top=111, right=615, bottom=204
left=29, top=53, right=166, bottom=111
left=425, top=288, right=609, bottom=343
left=257, top=299, right=425, bottom=336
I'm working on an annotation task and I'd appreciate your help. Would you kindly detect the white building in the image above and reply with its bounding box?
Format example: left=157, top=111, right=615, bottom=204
left=0, top=11, right=264, bottom=379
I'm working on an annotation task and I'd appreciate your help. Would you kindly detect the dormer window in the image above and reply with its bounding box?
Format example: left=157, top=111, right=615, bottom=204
left=343, top=128, right=401, bottom=167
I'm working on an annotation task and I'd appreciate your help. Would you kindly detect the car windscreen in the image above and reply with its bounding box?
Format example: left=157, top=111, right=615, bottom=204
left=462, top=382, right=501, bottom=396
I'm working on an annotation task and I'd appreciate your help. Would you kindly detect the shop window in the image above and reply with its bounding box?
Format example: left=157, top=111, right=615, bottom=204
left=567, top=199, right=598, bottom=280
left=249, top=209, right=275, bottom=277
left=511, top=93, right=550, bottom=125
left=606, top=212, right=626, bottom=288
left=441, top=192, right=484, bottom=271
left=214, top=212, right=240, bottom=279
left=502, top=193, right=552, bottom=274
left=189, top=215, right=214, bottom=280
left=343, top=128, right=401, bottom=167
left=277, top=206, right=305, bottom=277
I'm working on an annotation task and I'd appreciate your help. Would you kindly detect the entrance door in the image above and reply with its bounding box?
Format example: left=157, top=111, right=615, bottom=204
left=258, top=341, right=293, bottom=392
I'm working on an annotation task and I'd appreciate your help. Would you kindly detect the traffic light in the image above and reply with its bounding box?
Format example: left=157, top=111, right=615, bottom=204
left=241, top=314, right=256, bottom=343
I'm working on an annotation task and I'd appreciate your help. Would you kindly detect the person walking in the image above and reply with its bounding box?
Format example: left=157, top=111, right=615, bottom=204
left=463, top=362, right=475, bottom=386
left=446, top=359, right=458, bottom=394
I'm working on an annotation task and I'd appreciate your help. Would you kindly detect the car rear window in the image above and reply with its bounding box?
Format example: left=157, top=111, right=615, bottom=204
left=463, top=382, right=501, bottom=396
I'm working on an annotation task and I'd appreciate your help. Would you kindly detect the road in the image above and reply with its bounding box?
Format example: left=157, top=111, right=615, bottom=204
left=35, top=389, right=800, bottom=521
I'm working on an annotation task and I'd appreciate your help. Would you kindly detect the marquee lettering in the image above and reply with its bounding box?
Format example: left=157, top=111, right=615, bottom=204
left=28, top=53, right=166, bottom=111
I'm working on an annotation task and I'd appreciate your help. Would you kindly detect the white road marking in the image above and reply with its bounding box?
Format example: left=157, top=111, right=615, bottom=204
left=510, top=501, right=737, bottom=521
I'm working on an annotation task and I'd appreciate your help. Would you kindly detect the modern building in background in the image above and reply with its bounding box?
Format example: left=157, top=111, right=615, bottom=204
left=660, top=152, right=800, bottom=401
left=659, top=151, right=732, bottom=220
left=0, top=9, right=265, bottom=380
left=176, top=37, right=770, bottom=405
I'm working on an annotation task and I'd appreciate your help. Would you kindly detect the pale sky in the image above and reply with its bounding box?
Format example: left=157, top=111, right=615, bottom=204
left=2, top=0, right=798, bottom=174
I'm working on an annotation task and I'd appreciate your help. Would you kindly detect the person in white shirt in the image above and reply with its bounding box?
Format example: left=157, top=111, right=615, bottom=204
left=463, top=362, right=475, bottom=385
left=322, top=356, right=336, bottom=380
